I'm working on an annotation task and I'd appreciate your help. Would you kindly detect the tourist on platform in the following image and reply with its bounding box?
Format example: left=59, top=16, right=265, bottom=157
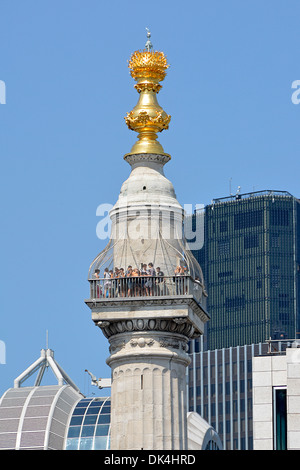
left=155, top=267, right=164, bottom=296
left=126, top=266, right=133, bottom=297
left=145, top=262, right=155, bottom=296
left=118, top=268, right=125, bottom=297
left=104, top=267, right=112, bottom=298
left=93, top=268, right=101, bottom=298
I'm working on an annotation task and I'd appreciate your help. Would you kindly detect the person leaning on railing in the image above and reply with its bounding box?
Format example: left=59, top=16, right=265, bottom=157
left=92, top=268, right=102, bottom=298
left=173, top=266, right=189, bottom=295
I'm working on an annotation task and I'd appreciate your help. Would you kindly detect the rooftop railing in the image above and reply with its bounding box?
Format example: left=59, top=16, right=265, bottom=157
left=211, top=190, right=293, bottom=204
left=88, top=275, right=204, bottom=304
left=265, top=338, right=300, bottom=355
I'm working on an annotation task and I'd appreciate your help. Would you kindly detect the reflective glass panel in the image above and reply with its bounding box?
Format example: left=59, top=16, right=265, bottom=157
left=70, top=415, right=84, bottom=426
left=274, top=388, right=287, bottom=450
left=73, top=407, right=87, bottom=415
left=65, top=438, right=79, bottom=450
left=97, top=414, right=110, bottom=424
left=83, top=414, right=98, bottom=425
left=79, top=438, right=94, bottom=450
left=86, top=405, right=101, bottom=414
left=95, top=424, right=109, bottom=436
left=67, top=426, right=81, bottom=438
left=81, top=425, right=95, bottom=437
left=94, top=436, right=108, bottom=450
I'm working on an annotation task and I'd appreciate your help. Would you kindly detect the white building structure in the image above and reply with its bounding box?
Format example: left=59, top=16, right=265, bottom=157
left=253, top=340, right=300, bottom=450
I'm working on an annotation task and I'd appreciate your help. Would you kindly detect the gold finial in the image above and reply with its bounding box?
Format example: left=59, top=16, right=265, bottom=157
left=124, top=33, right=171, bottom=157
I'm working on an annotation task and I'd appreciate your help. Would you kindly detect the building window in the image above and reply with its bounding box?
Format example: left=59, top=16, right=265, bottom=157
left=225, top=295, right=246, bottom=309
left=270, top=209, right=289, bottom=227
left=271, top=266, right=280, bottom=288
left=220, top=220, right=228, bottom=233
left=234, top=210, right=263, bottom=230
left=218, top=270, right=233, bottom=279
left=218, top=239, right=230, bottom=256
left=273, top=387, right=287, bottom=450
left=278, top=294, right=289, bottom=309
left=244, top=234, right=259, bottom=249
left=271, top=233, right=280, bottom=248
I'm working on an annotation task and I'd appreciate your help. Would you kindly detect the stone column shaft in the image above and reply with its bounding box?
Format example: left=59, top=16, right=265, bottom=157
left=107, top=329, right=190, bottom=450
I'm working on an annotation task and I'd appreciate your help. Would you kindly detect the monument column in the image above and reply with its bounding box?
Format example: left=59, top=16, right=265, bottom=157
left=85, top=31, right=209, bottom=450
left=106, top=320, right=192, bottom=450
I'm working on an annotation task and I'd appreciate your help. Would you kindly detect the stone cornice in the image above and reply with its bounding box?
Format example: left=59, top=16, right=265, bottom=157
left=85, top=295, right=210, bottom=326
left=96, top=316, right=196, bottom=339
left=124, top=153, right=171, bottom=166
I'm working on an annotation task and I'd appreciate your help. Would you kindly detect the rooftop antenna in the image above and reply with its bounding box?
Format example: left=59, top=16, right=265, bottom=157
left=145, top=27, right=153, bottom=51
left=229, top=177, right=232, bottom=196
left=46, top=330, right=49, bottom=349
left=235, top=186, right=241, bottom=200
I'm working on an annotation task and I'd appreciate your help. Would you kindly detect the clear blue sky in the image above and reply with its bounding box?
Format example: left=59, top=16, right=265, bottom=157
left=0, top=0, right=299, bottom=397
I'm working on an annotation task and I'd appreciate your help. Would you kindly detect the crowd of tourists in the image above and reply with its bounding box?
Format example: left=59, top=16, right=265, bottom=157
left=91, top=263, right=196, bottom=298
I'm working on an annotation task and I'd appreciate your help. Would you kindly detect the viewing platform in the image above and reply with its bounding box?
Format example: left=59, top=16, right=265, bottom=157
left=87, top=275, right=204, bottom=304
left=85, top=274, right=209, bottom=340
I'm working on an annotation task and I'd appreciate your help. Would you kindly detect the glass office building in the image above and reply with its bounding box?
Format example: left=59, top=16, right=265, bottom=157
left=191, top=190, right=300, bottom=350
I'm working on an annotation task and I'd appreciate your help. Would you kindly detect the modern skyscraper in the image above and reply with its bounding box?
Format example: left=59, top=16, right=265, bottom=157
left=85, top=35, right=209, bottom=450
left=192, top=190, right=300, bottom=350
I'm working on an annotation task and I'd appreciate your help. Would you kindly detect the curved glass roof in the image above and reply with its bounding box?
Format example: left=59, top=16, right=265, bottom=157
left=65, top=397, right=111, bottom=450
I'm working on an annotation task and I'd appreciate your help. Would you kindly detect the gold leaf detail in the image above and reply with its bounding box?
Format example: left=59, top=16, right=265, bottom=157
left=128, top=50, right=169, bottom=81
left=124, top=110, right=171, bottom=132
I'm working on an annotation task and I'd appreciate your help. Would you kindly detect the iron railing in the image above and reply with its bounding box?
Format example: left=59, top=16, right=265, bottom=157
left=89, top=275, right=203, bottom=303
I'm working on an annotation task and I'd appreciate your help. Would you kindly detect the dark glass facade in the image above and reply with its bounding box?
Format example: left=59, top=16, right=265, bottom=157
left=273, top=388, right=287, bottom=450
left=191, top=191, right=300, bottom=350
